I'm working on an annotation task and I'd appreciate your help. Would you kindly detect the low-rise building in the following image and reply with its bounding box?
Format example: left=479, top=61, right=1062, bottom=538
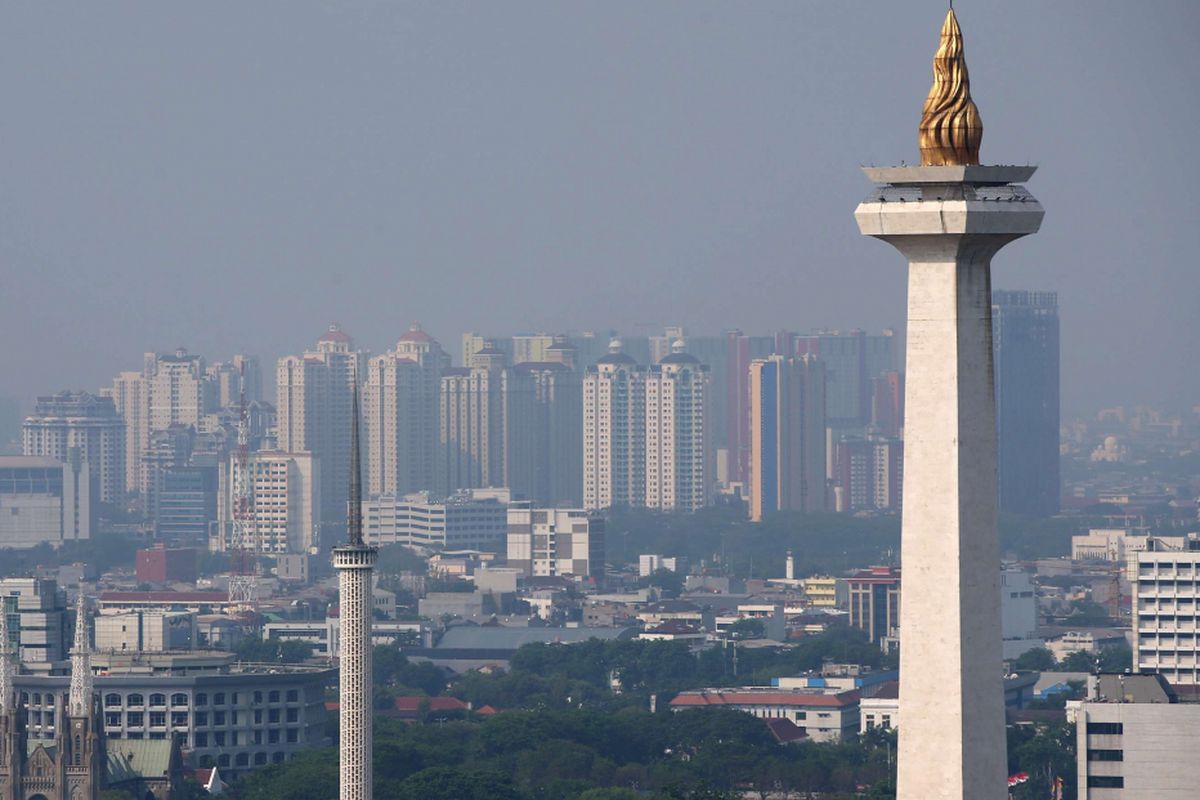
left=0, top=454, right=93, bottom=548
left=95, top=611, right=197, bottom=653
left=14, top=651, right=333, bottom=778
left=669, top=687, right=860, bottom=743
left=1067, top=673, right=1200, bottom=798
left=507, top=506, right=605, bottom=585
left=0, top=577, right=70, bottom=663
left=363, top=490, right=508, bottom=551
left=801, top=576, right=844, bottom=608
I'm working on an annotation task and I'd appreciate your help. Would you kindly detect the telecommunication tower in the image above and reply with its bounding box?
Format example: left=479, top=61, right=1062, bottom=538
left=227, top=363, right=259, bottom=614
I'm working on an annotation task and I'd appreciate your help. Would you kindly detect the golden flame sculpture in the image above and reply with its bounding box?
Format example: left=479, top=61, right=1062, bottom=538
left=919, top=8, right=982, bottom=166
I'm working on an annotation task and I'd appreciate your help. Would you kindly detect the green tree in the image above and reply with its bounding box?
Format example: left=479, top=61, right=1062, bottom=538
left=1012, top=647, right=1057, bottom=672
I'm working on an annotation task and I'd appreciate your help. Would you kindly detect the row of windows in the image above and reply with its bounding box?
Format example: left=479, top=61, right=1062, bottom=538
left=102, top=689, right=301, bottom=708
left=1086, top=722, right=1123, bottom=735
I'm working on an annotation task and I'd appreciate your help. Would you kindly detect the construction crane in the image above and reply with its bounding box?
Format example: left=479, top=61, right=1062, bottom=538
left=227, top=363, right=259, bottom=619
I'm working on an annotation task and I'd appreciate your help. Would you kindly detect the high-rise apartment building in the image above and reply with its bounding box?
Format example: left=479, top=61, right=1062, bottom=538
left=438, top=341, right=508, bottom=494
left=208, top=354, right=263, bottom=409
left=583, top=341, right=646, bottom=511
left=645, top=341, right=711, bottom=511
left=215, top=451, right=320, bottom=555
left=507, top=359, right=583, bottom=505
left=363, top=324, right=447, bottom=498
left=105, top=371, right=145, bottom=497
left=724, top=330, right=775, bottom=485
left=790, top=330, right=896, bottom=429
left=23, top=391, right=126, bottom=506
left=993, top=290, right=1060, bottom=517
left=748, top=354, right=827, bottom=521
left=1132, top=536, right=1200, bottom=686
left=832, top=436, right=903, bottom=513
left=276, top=325, right=364, bottom=526
left=869, top=371, right=905, bottom=438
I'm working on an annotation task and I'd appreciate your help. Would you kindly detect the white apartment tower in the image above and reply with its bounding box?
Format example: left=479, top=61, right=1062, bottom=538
left=363, top=323, right=447, bottom=497
left=583, top=340, right=645, bottom=510
left=277, top=325, right=364, bottom=525
left=645, top=340, right=710, bottom=512
left=854, top=9, right=1043, bottom=800
left=23, top=391, right=127, bottom=506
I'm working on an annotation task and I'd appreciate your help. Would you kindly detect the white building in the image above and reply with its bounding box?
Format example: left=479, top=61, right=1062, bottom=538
left=23, top=391, right=126, bottom=506
left=363, top=324, right=447, bottom=498
left=276, top=325, right=364, bottom=525
left=1068, top=673, right=1200, bottom=798
left=1132, top=536, right=1200, bottom=685
left=638, top=554, right=684, bottom=577
left=0, top=455, right=93, bottom=548
left=1000, top=569, right=1043, bottom=660
left=94, top=611, right=196, bottom=653
left=669, top=687, right=860, bottom=742
left=506, top=505, right=604, bottom=584
left=645, top=341, right=711, bottom=512
left=361, top=490, right=507, bottom=551
left=214, top=451, right=320, bottom=555
left=583, top=340, right=646, bottom=510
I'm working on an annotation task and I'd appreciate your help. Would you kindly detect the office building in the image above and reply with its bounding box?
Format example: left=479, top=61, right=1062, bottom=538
left=724, top=330, right=775, bottom=485
left=0, top=455, right=93, bottom=549
left=1132, top=536, right=1200, bottom=685
left=362, top=490, right=508, bottom=551
left=853, top=9, right=1044, bottom=796
left=645, top=341, right=711, bottom=511
left=748, top=354, right=827, bottom=520
left=23, top=391, right=126, bottom=506
left=276, top=324, right=364, bottom=526
left=847, top=567, right=901, bottom=645
left=993, top=289, right=1060, bottom=517
left=95, top=610, right=197, bottom=653
left=155, top=464, right=218, bottom=543
left=1068, top=674, right=1200, bottom=799
left=363, top=323, right=447, bottom=498
left=869, top=371, right=905, bottom=438
left=790, top=330, right=896, bottom=430
left=0, top=577, right=70, bottom=663
left=506, top=505, right=605, bottom=584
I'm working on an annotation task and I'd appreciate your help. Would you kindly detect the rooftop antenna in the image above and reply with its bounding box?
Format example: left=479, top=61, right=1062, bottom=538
left=228, top=361, right=260, bottom=618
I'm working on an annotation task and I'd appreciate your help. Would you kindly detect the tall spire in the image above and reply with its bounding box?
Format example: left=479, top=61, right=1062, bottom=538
left=918, top=7, right=983, bottom=165
left=348, top=379, right=363, bottom=546
left=68, top=591, right=93, bottom=717
left=0, top=595, right=12, bottom=715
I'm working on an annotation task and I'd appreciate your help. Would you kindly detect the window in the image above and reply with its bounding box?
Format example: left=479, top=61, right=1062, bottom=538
left=1088, top=749, right=1123, bottom=762
left=214, top=711, right=226, bottom=725
left=105, top=712, right=120, bottom=727
left=235, top=753, right=249, bottom=767
left=105, top=694, right=122, bottom=708
left=268, top=729, right=280, bottom=744
left=171, top=712, right=188, bottom=727
left=231, top=692, right=240, bottom=704
left=253, top=691, right=263, bottom=703
left=149, top=693, right=166, bottom=707
left=126, top=712, right=144, bottom=728
left=268, top=709, right=280, bottom=724
left=149, top=712, right=166, bottom=728
left=254, top=752, right=267, bottom=766
left=1087, top=722, right=1124, bottom=735
left=1087, top=776, right=1124, bottom=788
left=214, top=732, right=226, bottom=747
left=194, top=732, right=208, bottom=747
left=194, top=712, right=208, bottom=726
left=171, top=693, right=188, bottom=707
left=268, top=690, right=281, bottom=703
left=286, top=708, right=299, bottom=723
left=286, top=689, right=299, bottom=702
left=286, top=728, right=298, bottom=743
left=195, top=693, right=208, bottom=706
left=272, top=752, right=285, bottom=764
left=127, top=694, right=144, bottom=707
left=254, top=710, right=262, bottom=724
left=214, top=693, right=226, bottom=706
left=218, top=754, right=230, bottom=768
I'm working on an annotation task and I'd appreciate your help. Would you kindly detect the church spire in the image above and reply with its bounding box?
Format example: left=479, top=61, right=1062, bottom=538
left=68, top=592, right=93, bottom=717
left=0, top=596, right=12, bottom=715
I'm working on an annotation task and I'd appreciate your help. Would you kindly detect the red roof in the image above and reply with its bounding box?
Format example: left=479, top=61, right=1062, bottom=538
left=100, top=591, right=227, bottom=603
left=669, top=690, right=859, bottom=709
left=765, top=718, right=808, bottom=743
left=393, top=696, right=468, bottom=713
left=476, top=704, right=499, bottom=715
left=318, top=324, right=352, bottom=343
left=398, top=323, right=434, bottom=343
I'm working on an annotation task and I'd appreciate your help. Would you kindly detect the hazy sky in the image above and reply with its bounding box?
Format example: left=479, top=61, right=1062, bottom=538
left=4, top=2, right=1198, bottom=413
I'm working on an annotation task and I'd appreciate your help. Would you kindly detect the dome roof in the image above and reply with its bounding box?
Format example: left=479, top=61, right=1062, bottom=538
left=398, top=322, right=434, bottom=344
left=318, top=324, right=352, bottom=343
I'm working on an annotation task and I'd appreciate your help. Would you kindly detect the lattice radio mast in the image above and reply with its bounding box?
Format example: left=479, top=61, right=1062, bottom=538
left=228, top=362, right=259, bottom=615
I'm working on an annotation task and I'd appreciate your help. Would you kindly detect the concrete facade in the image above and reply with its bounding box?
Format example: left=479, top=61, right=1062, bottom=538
left=856, top=162, right=1043, bottom=800
left=0, top=456, right=93, bottom=549
left=1133, top=539, right=1200, bottom=685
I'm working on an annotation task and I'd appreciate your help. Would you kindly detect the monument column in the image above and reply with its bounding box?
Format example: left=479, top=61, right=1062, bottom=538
left=854, top=9, right=1043, bottom=800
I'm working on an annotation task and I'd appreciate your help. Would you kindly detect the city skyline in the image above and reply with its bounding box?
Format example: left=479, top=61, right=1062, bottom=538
left=3, top=2, right=1198, bottom=414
